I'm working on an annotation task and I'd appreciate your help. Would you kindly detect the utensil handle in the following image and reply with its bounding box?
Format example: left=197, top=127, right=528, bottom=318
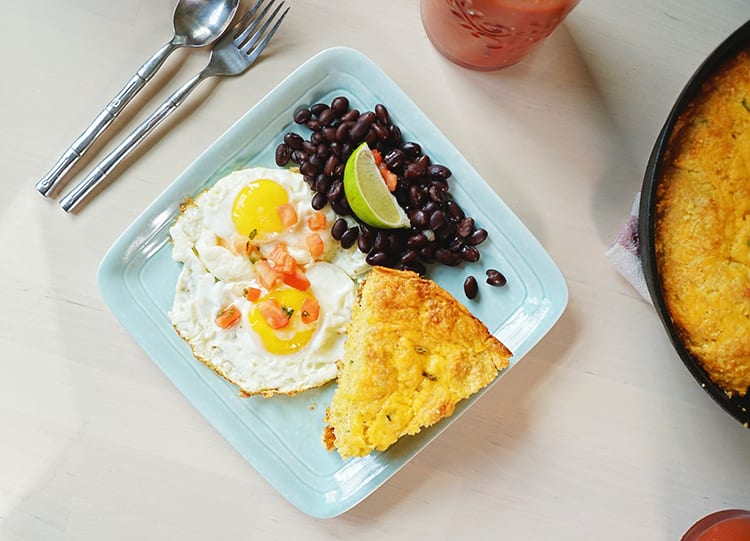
left=35, top=42, right=177, bottom=197
left=59, top=74, right=204, bottom=213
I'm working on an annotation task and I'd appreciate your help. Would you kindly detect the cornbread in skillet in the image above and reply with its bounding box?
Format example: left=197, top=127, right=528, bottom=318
left=655, top=49, right=750, bottom=396
left=323, top=266, right=511, bottom=458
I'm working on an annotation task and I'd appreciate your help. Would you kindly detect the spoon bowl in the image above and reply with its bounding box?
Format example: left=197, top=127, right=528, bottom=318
left=173, top=0, right=240, bottom=47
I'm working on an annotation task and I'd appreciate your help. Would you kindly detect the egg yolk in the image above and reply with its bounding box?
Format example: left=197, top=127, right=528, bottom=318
left=232, top=179, right=289, bottom=238
left=248, top=287, right=317, bottom=355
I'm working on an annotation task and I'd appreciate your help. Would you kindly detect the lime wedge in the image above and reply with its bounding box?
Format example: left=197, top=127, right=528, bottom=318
left=343, top=142, right=410, bottom=229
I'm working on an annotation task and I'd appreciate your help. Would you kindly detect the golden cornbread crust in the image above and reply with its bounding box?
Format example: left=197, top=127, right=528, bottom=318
left=655, top=49, right=750, bottom=396
left=324, top=266, right=511, bottom=458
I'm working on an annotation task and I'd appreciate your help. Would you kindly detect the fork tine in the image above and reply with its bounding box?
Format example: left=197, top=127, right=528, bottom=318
left=234, top=0, right=277, bottom=47
left=241, top=2, right=288, bottom=57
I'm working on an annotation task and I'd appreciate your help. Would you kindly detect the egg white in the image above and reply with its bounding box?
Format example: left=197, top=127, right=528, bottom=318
left=168, top=167, right=368, bottom=396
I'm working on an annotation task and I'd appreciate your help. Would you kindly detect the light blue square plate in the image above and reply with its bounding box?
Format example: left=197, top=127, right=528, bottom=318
left=97, top=47, right=568, bottom=518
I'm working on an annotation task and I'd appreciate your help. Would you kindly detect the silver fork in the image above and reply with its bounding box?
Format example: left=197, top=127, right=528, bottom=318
left=59, top=0, right=289, bottom=213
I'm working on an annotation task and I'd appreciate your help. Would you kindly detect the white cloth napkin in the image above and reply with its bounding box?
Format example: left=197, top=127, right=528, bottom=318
left=604, top=192, right=652, bottom=304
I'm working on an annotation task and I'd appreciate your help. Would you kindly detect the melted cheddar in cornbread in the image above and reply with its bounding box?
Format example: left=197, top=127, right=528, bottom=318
left=323, top=266, right=511, bottom=458
left=656, top=49, right=750, bottom=396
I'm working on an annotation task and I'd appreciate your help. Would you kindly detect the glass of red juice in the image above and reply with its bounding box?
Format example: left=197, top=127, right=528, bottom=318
left=420, top=0, right=580, bottom=70
left=681, top=509, right=750, bottom=541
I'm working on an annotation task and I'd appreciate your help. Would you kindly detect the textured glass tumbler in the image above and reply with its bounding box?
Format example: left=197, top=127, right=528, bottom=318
left=421, top=0, right=580, bottom=70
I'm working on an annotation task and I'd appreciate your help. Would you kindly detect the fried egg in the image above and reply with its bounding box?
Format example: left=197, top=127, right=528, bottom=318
left=168, top=167, right=368, bottom=396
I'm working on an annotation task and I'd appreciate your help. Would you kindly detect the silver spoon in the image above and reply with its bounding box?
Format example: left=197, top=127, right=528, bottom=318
left=35, top=0, right=240, bottom=197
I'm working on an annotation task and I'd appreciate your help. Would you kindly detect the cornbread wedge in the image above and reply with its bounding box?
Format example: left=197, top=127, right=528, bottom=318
left=324, top=266, right=511, bottom=458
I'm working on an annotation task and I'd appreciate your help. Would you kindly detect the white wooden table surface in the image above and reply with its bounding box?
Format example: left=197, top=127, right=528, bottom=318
left=2, top=0, right=749, bottom=539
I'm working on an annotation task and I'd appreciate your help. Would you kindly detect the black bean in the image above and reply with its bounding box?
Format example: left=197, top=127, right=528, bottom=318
left=437, top=222, right=456, bottom=240
left=435, top=248, right=454, bottom=265
left=457, top=217, right=474, bottom=238
left=409, top=185, right=425, bottom=207
left=300, top=161, right=317, bottom=177
left=324, top=155, right=339, bottom=177
left=308, top=153, right=324, bottom=169
left=283, top=132, right=304, bottom=150
left=294, top=108, right=311, bottom=124
left=291, top=150, right=307, bottom=164
left=416, top=155, right=431, bottom=170
left=409, top=209, right=428, bottom=228
left=463, top=276, right=478, bottom=299
left=335, top=121, right=353, bottom=142
left=424, top=199, right=440, bottom=213
left=314, top=174, right=331, bottom=194
left=404, top=161, right=425, bottom=179
left=357, top=233, right=373, bottom=253
left=316, top=143, right=330, bottom=159
left=359, top=223, right=374, bottom=239
left=446, top=236, right=464, bottom=251
left=431, top=179, right=449, bottom=193
left=341, top=109, right=360, bottom=122
left=311, top=102, right=328, bottom=116
left=366, top=251, right=389, bottom=266
left=365, top=129, right=378, bottom=147
left=330, top=198, right=349, bottom=216
left=311, top=131, right=325, bottom=145
left=349, top=120, right=370, bottom=142
left=400, top=250, right=418, bottom=265
left=427, top=164, right=451, bottom=180
left=389, top=234, right=406, bottom=254
left=428, top=185, right=446, bottom=203
left=302, top=140, right=317, bottom=155
left=340, top=143, right=352, bottom=161
left=419, top=244, right=436, bottom=261
left=372, top=231, right=389, bottom=252
left=311, top=192, right=327, bottom=210
left=402, top=141, right=422, bottom=157
left=275, top=143, right=291, bottom=166
left=375, top=103, right=390, bottom=124
left=407, top=233, right=428, bottom=249
left=446, top=200, right=464, bottom=220
left=358, top=111, right=376, bottom=125
left=306, top=119, right=321, bottom=131
left=389, top=124, right=403, bottom=146
left=331, top=218, right=348, bottom=240
left=325, top=179, right=342, bottom=200
left=429, top=210, right=446, bottom=230
left=486, top=269, right=507, bottom=287
left=331, top=96, right=349, bottom=116
left=468, top=228, right=488, bottom=246
left=323, top=126, right=338, bottom=142
left=371, top=122, right=389, bottom=141
left=318, top=108, right=335, bottom=126
left=340, top=226, right=359, bottom=249
left=384, top=149, right=405, bottom=171
left=461, top=245, right=480, bottom=262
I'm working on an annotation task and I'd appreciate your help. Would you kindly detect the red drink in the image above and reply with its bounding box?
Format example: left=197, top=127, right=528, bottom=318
left=681, top=510, right=750, bottom=541
left=421, top=0, right=580, bottom=70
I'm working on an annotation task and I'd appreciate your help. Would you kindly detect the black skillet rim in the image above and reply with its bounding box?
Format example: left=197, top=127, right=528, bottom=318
left=639, top=19, right=750, bottom=428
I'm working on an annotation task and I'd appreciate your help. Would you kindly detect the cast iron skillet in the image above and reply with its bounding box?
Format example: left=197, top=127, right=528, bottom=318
left=639, top=19, right=750, bottom=428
